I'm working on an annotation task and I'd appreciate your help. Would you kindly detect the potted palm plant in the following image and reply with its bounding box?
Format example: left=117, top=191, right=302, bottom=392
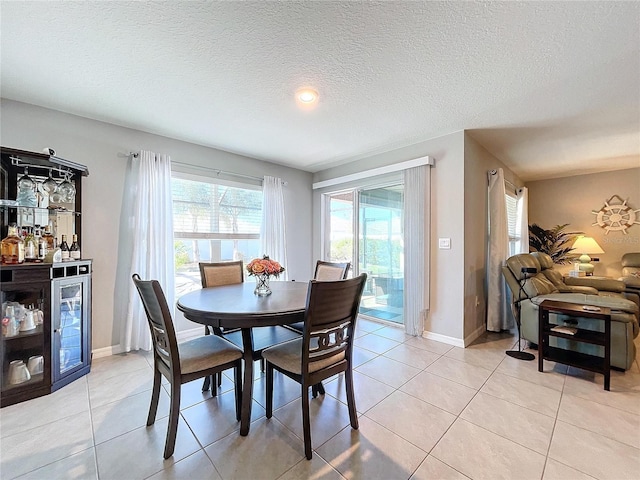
left=528, top=223, right=583, bottom=264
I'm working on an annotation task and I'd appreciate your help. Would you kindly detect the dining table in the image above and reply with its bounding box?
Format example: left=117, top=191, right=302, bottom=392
left=176, top=280, right=309, bottom=435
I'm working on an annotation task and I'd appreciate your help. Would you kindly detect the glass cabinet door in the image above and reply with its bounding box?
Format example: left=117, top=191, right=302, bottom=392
left=52, top=275, right=89, bottom=381
left=1, top=276, right=50, bottom=405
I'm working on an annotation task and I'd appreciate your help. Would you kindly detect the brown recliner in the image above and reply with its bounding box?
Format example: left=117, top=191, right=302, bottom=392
left=502, top=252, right=639, bottom=370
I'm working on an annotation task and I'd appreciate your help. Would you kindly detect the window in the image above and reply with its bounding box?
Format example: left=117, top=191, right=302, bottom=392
left=172, top=172, right=262, bottom=296
left=505, top=192, right=518, bottom=256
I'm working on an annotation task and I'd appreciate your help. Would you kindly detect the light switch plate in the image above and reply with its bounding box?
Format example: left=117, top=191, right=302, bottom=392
left=438, top=238, right=451, bottom=249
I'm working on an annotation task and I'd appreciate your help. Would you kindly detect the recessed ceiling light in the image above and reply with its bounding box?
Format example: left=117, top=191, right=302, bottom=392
left=295, top=88, right=319, bottom=105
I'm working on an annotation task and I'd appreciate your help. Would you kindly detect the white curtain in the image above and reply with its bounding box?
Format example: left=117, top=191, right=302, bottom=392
left=486, top=169, right=512, bottom=331
left=114, top=150, right=175, bottom=352
left=515, top=187, right=529, bottom=254
left=403, top=165, right=430, bottom=336
left=260, top=176, right=288, bottom=280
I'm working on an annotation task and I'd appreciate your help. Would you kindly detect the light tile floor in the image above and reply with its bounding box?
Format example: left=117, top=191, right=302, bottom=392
left=1, top=318, right=639, bottom=480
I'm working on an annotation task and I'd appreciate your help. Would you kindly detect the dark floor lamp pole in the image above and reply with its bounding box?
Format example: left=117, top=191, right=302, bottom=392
left=506, top=267, right=536, bottom=361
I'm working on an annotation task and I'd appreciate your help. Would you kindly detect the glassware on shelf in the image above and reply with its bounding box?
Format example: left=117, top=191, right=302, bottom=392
left=16, top=168, right=38, bottom=207
left=17, top=167, right=36, bottom=191
left=8, top=360, right=31, bottom=385
left=41, top=169, right=58, bottom=194
left=56, top=171, right=75, bottom=203
left=27, top=356, right=44, bottom=375
left=20, top=310, right=37, bottom=331
left=49, top=190, right=63, bottom=204
left=3, top=304, right=19, bottom=337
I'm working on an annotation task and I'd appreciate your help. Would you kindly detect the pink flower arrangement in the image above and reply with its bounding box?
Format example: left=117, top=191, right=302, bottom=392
left=246, top=255, right=285, bottom=278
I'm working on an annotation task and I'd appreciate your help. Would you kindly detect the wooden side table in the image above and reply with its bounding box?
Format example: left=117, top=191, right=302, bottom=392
left=538, top=300, right=611, bottom=390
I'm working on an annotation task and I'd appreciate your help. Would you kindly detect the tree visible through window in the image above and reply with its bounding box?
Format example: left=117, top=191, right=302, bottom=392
left=172, top=174, right=262, bottom=296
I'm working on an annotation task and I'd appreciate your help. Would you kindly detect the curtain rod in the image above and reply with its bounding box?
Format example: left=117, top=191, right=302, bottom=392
left=172, top=160, right=265, bottom=183
left=489, top=169, right=518, bottom=194
left=124, top=152, right=286, bottom=185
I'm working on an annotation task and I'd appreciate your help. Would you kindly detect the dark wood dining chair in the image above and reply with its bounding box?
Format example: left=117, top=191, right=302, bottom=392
left=198, top=261, right=244, bottom=392
left=132, top=274, right=243, bottom=459
left=287, top=260, right=351, bottom=335
left=198, top=261, right=301, bottom=392
left=262, top=273, right=367, bottom=460
left=199, top=260, right=244, bottom=289
left=314, top=260, right=351, bottom=281
left=287, top=260, right=351, bottom=397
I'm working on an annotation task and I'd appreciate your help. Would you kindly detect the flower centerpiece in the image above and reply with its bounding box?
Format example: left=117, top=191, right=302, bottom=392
left=246, top=255, right=285, bottom=296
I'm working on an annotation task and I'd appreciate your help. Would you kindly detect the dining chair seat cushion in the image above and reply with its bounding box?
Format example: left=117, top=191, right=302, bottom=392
left=178, top=335, right=243, bottom=375
left=262, top=338, right=345, bottom=375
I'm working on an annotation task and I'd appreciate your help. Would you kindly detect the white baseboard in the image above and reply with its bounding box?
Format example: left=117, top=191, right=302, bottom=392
left=463, top=325, right=487, bottom=347
left=422, top=331, right=465, bottom=348
left=91, top=327, right=202, bottom=359
left=92, top=344, right=124, bottom=359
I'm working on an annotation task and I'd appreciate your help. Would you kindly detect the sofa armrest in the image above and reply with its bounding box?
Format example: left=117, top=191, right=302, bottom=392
left=623, top=291, right=639, bottom=311
left=530, top=293, right=639, bottom=317
left=619, top=275, right=640, bottom=290
left=564, top=276, right=626, bottom=293
left=557, top=285, right=599, bottom=295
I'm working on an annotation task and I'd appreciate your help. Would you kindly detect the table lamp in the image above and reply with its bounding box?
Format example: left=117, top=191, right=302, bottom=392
left=572, top=236, right=604, bottom=276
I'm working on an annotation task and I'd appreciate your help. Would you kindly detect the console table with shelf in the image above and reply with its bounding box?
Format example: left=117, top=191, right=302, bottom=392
left=538, top=299, right=611, bottom=390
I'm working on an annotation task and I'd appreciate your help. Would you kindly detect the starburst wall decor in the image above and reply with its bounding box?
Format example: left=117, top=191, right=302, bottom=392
left=591, top=195, right=640, bottom=235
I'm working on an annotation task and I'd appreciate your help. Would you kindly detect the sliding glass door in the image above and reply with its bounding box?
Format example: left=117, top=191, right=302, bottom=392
left=325, top=184, right=404, bottom=324
left=326, top=192, right=354, bottom=266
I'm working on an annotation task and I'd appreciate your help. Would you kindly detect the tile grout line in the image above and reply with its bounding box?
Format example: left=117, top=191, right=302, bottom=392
left=85, top=376, right=101, bottom=480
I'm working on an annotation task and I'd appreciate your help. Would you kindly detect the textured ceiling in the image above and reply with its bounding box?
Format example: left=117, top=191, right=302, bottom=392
left=1, top=1, right=638, bottom=181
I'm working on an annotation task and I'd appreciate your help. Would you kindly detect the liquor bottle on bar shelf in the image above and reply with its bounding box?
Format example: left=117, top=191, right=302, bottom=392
left=37, top=226, right=47, bottom=261
left=60, top=235, right=70, bottom=262
left=1, top=224, right=25, bottom=264
left=24, top=227, right=38, bottom=262
left=70, top=234, right=81, bottom=260
left=42, top=224, right=55, bottom=251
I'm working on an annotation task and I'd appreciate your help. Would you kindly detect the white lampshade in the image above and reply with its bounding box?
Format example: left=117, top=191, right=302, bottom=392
left=572, top=236, right=605, bottom=254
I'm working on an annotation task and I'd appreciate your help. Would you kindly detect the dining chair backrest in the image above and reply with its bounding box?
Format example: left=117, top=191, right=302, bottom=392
left=301, top=273, right=366, bottom=373
left=132, top=274, right=179, bottom=372
left=132, top=273, right=244, bottom=459
left=199, top=261, right=244, bottom=288
left=314, top=260, right=351, bottom=281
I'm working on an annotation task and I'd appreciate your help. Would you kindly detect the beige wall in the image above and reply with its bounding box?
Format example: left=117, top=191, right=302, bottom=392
left=1, top=99, right=314, bottom=352
left=463, top=134, right=524, bottom=341
left=527, top=167, right=640, bottom=277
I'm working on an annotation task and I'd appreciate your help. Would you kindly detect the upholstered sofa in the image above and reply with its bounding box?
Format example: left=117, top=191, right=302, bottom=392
left=620, top=252, right=640, bottom=303
left=502, top=252, right=639, bottom=370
